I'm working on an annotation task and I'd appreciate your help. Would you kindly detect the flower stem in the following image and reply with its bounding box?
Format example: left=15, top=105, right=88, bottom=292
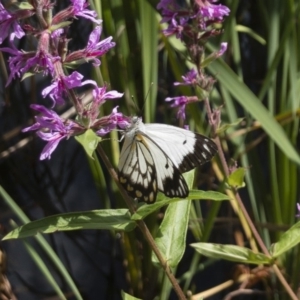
left=204, top=98, right=298, bottom=300
left=96, top=145, right=187, bottom=300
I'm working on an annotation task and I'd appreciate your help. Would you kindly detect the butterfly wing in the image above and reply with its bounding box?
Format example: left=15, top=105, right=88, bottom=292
left=138, top=135, right=189, bottom=199
left=144, top=123, right=217, bottom=172
left=118, top=119, right=217, bottom=204
left=118, top=132, right=189, bottom=203
left=118, top=133, right=158, bottom=203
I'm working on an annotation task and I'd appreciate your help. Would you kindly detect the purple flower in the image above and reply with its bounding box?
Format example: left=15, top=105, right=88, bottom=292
left=216, top=42, right=228, bottom=57
left=70, top=0, right=101, bottom=24
left=65, top=26, right=115, bottom=66
left=157, top=0, right=230, bottom=41
left=165, top=96, right=189, bottom=120
left=0, top=43, right=26, bottom=85
left=42, top=71, right=96, bottom=106
left=203, top=42, right=228, bottom=63
left=23, top=49, right=60, bottom=77
left=296, top=203, right=300, bottom=218
left=174, top=69, right=198, bottom=86
left=22, top=105, right=83, bottom=160
left=199, top=0, right=230, bottom=21
left=162, top=16, right=188, bottom=39
left=95, top=106, right=129, bottom=136
left=165, top=95, right=198, bottom=120
left=92, top=86, right=123, bottom=105
left=0, top=3, right=25, bottom=44
left=86, top=86, right=123, bottom=124
left=157, top=0, right=181, bottom=23
left=0, top=36, right=60, bottom=86
left=85, top=26, right=116, bottom=66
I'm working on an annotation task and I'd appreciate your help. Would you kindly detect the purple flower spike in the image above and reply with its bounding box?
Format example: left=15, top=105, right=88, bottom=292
left=23, top=105, right=82, bottom=160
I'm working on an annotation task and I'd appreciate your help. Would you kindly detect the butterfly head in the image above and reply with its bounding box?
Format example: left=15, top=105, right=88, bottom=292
left=130, top=116, right=142, bottom=126
left=123, top=116, right=144, bottom=133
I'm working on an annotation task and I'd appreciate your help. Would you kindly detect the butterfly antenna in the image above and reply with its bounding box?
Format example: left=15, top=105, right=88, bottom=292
left=141, top=82, right=154, bottom=113
left=131, top=95, right=140, bottom=115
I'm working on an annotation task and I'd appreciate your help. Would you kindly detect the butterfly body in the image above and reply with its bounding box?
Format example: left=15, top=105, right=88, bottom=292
left=118, top=117, right=217, bottom=203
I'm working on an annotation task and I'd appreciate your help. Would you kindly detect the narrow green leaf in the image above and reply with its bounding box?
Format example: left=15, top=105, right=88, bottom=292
left=191, top=243, right=272, bottom=265
left=75, top=129, right=101, bottom=159
left=151, top=172, right=194, bottom=267
left=121, top=290, right=142, bottom=300
left=207, top=58, right=300, bottom=165
left=138, top=0, right=158, bottom=122
left=22, top=239, right=67, bottom=300
left=131, top=190, right=230, bottom=220
left=0, top=186, right=83, bottom=299
left=3, top=209, right=136, bottom=240
left=271, top=222, right=300, bottom=258
left=235, top=25, right=266, bottom=45
left=227, top=168, right=246, bottom=189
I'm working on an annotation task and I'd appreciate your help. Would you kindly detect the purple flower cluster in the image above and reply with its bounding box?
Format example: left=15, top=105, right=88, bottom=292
left=0, top=1, right=128, bottom=160
left=157, top=0, right=230, bottom=121
left=158, top=0, right=230, bottom=41
left=22, top=86, right=127, bottom=160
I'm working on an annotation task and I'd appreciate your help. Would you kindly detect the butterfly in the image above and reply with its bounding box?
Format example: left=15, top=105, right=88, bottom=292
left=118, top=117, right=217, bottom=204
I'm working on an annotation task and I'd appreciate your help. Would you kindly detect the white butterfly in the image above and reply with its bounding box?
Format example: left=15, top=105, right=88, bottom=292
left=118, top=117, right=217, bottom=204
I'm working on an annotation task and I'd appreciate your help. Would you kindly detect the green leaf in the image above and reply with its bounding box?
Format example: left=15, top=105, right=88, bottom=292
left=191, top=243, right=272, bottom=265
left=2, top=209, right=136, bottom=240
left=121, top=291, right=142, bottom=300
left=227, top=168, right=246, bottom=189
left=131, top=190, right=230, bottom=220
left=75, top=129, right=101, bottom=159
left=271, top=221, right=300, bottom=258
left=152, top=200, right=190, bottom=268
left=151, top=172, right=193, bottom=267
